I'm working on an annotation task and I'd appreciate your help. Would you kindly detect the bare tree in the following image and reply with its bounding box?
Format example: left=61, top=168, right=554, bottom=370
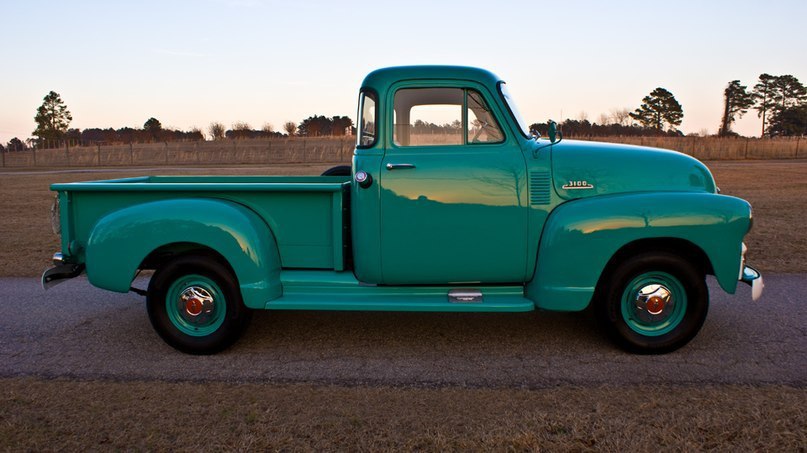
left=262, top=122, right=274, bottom=134
left=190, top=126, right=205, bottom=140
left=577, top=111, right=588, bottom=122
left=283, top=121, right=296, bottom=136
left=208, top=122, right=225, bottom=140
left=610, top=108, right=632, bottom=126
left=597, top=113, right=610, bottom=125
left=232, top=121, right=251, bottom=132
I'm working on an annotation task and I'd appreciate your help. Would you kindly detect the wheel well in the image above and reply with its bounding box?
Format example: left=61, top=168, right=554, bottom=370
left=139, top=242, right=236, bottom=277
left=597, top=238, right=713, bottom=291
left=321, top=165, right=351, bottom=177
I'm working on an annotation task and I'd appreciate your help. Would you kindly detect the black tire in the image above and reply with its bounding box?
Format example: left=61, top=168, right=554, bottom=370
left=320, top=165, right=351, bottom=176
left=147, top=255, right=252, bottom=354
left=594, top=252, right=708, bottom=354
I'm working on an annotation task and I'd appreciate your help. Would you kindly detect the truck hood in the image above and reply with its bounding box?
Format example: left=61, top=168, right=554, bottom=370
left=548, top=140, right=717, bottom=200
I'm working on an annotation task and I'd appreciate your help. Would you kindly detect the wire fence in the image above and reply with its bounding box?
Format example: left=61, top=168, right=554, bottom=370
left=1, top=137, right=355, bottom=168
left=576, top=135, right=804, bottom=160
left=0, top=135, right=803, bottom=167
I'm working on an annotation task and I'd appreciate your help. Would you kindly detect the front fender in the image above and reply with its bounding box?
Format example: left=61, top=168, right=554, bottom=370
left=526, top=192, right=751, bottom=311
left=85, top=198, right=282, bottom=309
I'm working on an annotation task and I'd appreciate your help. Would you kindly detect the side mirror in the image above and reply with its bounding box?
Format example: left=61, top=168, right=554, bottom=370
left=548, top=120, right=558, bottom=144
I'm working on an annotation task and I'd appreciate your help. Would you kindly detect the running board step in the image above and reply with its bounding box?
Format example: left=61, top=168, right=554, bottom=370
left=265, top=294, right=534, bottom=312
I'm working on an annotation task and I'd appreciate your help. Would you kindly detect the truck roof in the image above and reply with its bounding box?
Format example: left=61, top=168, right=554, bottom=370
left=360, top=65, right=503, bottom=92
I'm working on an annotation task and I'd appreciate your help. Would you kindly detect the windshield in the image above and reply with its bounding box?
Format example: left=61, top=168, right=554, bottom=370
left=498, top=82, right=530, bottom=137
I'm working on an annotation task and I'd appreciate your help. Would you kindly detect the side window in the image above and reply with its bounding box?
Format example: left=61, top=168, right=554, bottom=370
left=467, top=90, right=503, bottom=143
left=357, top=91, right=376, bottom=147
left=394, top=88, right=463, bottom=146
left=393, top=87, right=503, bottom=147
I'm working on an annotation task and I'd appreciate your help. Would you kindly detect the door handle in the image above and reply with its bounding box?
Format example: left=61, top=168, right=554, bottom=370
left=386, top=163, right=416, bottom=170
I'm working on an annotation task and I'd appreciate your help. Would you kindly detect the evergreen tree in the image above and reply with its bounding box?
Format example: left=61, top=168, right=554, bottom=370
left=144, top=117, right=162, bottom=141
left=752, top=74, right=777, bottom=137
left=772, top=75, right=807, bottom=112
left=769, top=105, right=807, bottom=136
left=33, top=91, right=72, bottom=141
left=629, top=88, right=683, bottom=132
left=718, top=80, right=755, bottom=136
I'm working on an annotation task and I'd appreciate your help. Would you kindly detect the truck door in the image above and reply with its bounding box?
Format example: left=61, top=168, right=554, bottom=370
left=378, top=85, right=529, bottom=285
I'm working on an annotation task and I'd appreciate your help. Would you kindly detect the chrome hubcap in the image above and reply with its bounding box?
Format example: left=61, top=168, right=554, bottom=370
left=179, top=286, right=215, bottom=324
left=633, top=284, right=674, bottom=323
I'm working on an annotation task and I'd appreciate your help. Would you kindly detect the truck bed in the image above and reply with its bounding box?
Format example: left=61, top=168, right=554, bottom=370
left=52, top=175, right=352, bottom=270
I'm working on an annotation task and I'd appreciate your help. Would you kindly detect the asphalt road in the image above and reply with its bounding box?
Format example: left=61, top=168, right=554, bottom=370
left=1, top=275, right=804, bottom=388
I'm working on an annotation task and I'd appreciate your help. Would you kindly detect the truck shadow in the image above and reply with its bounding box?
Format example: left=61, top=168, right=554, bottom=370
left=239, top=309, right=605, bottom=356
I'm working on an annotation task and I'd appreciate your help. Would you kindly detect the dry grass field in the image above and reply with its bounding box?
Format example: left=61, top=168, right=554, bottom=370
left=1, top=159, right=805, bottom=450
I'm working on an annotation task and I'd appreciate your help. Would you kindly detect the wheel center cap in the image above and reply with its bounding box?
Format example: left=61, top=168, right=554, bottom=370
left=646, top=295, right=666, bottom=315
left=185, top=297, right=204, bottom=316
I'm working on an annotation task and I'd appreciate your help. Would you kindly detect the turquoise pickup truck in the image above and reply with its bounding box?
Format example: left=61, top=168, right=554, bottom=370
left=44, top=66, right=763, bottom=355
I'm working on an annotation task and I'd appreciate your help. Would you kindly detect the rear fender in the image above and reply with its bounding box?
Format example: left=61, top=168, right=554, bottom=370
left=85, top=198, right=282, bottom=308
left=526, top=192, right=751, bottom=311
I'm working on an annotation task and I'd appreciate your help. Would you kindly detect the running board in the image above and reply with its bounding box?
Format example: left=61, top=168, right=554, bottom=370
left=266, top=293, right=534, bottom=312
left=267, top=271, right=535, bottom=312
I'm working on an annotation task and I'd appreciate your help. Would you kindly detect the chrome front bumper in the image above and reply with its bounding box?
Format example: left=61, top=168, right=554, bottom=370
left=740, top=264, right=764, bottom=301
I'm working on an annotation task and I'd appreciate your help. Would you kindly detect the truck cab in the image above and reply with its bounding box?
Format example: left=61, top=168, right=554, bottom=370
left=351, top=67, right=540, bottom=285
left=44, top=66, right=763, bottom=355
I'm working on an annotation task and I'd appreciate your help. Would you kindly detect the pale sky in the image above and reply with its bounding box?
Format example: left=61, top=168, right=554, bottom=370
left=2, top=0, right=806, bottom=144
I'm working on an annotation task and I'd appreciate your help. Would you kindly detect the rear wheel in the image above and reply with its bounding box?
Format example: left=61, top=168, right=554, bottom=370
left=595, top=252, right=708, bottom=354
left=147, top=255, right=251, bottom=354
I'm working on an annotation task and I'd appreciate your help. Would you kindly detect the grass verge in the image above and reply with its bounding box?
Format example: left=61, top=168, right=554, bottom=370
left=1, top=378, right=804, bottom=451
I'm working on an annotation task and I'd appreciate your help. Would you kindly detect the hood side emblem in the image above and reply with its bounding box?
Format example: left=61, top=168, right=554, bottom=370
left=562, top=180, right=594, bottom=190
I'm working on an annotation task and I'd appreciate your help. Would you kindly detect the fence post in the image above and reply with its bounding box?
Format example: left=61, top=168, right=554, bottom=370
left=33, top=148, right=37, bottom=167
left=744, top=138, right=749, bottom=159
left=797, top=136, right=801, bottom=159
left=65, top=141, right=70, bottom=166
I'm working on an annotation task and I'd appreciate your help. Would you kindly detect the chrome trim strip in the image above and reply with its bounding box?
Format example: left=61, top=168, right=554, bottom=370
left=448, top=289, right=483, bottom=303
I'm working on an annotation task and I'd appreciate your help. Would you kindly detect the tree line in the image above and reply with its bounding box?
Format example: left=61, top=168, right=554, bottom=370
left=5, top=76, right=805, bottom=152
left=2, top=91, right=355, bottom=151
left=529, top=73, right=806, bottom=139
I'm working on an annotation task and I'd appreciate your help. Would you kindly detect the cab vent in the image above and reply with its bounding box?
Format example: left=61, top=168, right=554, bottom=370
left=529, top=171, right=551, bottom=205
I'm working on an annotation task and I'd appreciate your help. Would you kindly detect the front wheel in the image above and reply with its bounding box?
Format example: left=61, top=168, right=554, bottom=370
left=595, top=252, right=708, bottom=354
left=147, top=255, right=251, bottom=354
